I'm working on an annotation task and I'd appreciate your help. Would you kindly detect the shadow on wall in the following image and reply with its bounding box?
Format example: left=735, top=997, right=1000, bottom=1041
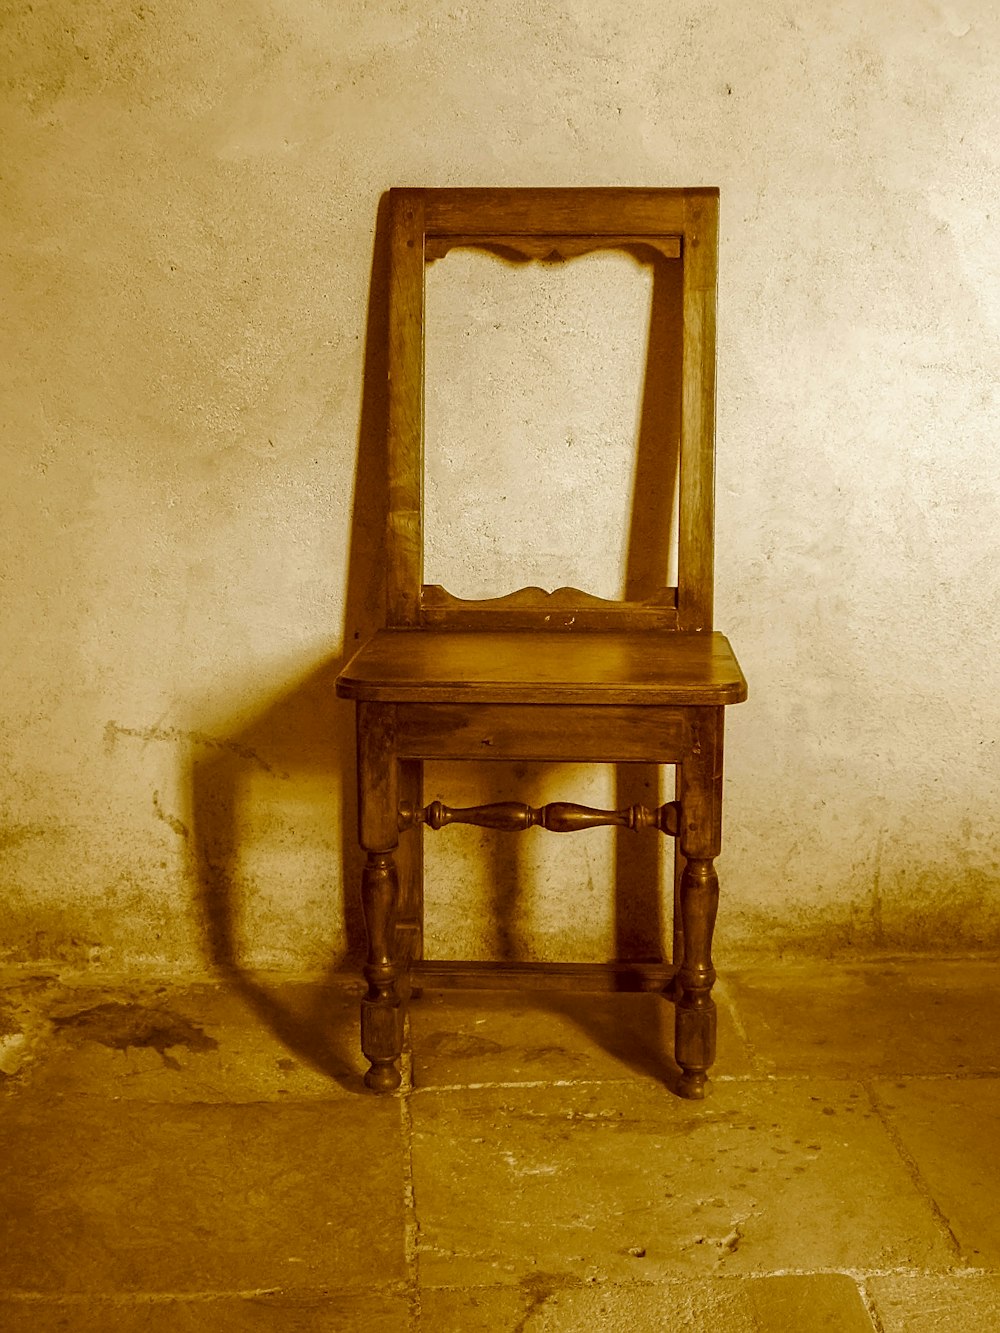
left=185, top=198, right=393, bottom=1090
left=186, top=196, right=688, bottom=1087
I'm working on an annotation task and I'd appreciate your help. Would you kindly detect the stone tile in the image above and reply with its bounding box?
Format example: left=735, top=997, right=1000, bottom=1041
left=871, top=1077, right=1000, bottom=1264
left=421, top=1274, right=875, bottom=1331
left=725, top=960, right=1000, bottom=1078
left=0, top=1292, right=412, bottom=1332
left=866, top=1273, right=1000, bottom=1333
left=409, top=987, right=753, bottom=1090
left=0, top=973, right=66, bottom=1083
left=0, top=1096, right=407, bottom=1292
left=409, top=1078, right=950, bottom=1287
left=6, top=977, right=369, bottom=1102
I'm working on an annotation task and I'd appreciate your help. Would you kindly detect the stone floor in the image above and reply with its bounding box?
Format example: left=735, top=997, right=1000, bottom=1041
left=1, top=957, right=998, bottom=1331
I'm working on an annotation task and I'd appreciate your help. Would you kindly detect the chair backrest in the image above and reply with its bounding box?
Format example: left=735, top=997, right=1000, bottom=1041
left=384, top=187, right=719, bottom=633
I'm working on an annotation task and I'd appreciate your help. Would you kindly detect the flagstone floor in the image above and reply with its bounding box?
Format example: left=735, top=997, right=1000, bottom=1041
left=1, top=956, right=997, bottom=1330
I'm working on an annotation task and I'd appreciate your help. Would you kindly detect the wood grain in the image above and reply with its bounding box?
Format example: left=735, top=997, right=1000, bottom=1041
left=386, top=189, right=425, bottom=626
left=420, top=187, right=709, bottom=236
left=677, top=190, right=718, bottom=631
left=394, top=702, right=688, bottom=762
left=336, top=629, right=746, bottom=705
left=398, top=798, right=681, bottom=835
left=420, top=584, right=678, bottom=631
left=411, top=959, right=676, bottom=993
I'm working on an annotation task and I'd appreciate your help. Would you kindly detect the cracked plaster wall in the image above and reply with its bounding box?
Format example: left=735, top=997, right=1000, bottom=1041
left=1, top=0, right=998, bottom=972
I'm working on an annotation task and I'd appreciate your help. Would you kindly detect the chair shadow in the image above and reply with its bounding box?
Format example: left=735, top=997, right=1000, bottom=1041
left=539, top=987, right=686, bottom=1094
left=187, top=196, right=393, bottom=1094
left=188, top=668, right=366, bottom=1091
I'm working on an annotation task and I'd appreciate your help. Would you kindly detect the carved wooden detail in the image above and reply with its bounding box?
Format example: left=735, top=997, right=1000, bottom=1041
left=398, top=798, right=681, bottom=836
left=424, top=585, right=676, bottom=611
left=424, top=234, right=682, bottom=263
left=420, top=584, right=679, bottom=631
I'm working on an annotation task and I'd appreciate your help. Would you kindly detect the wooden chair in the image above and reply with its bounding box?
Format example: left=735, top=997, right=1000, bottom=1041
left=336, top=187, right=746, bottom=1099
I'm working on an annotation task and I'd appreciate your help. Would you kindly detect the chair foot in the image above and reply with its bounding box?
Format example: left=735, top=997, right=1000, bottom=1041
left=364, top=1059, right=402, bottom=1093
left=360, top=992, right=405, bottom=1092
left=677, top=1068, right=709, bottom=1100
left=674, top=996, right=716, bottom=1096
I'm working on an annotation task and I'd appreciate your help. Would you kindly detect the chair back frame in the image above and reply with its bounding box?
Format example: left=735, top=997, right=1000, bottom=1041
left=383, top=187, right=719, bottom=634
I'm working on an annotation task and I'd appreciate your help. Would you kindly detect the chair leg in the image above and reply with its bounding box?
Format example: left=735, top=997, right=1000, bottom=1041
left=671, top=765, right=684, bottom=970
left=394, top=758, right=424, bottom=1001
left=360, top=849, right=405, bottom=1092
left=674, top=710, right=723, bottom=1100
left=674, top=857, right=719, bottom=1098
left=357, top=703, right=406, bottom=1092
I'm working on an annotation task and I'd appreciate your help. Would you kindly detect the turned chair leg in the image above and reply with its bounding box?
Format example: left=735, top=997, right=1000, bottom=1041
left=357, top=703, right=407, bottom=1093
left=360, top=849, right=405, bottom=1092
left=674, top=711, right=723, bottom=1100
left=674, top=856, right=719, bottom=1099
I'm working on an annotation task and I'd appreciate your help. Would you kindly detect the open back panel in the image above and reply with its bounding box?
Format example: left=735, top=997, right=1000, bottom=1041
left=384, top=187, right=719, bottom=633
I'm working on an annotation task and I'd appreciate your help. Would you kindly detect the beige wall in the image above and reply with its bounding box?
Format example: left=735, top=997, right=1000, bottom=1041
left=2, top=0, right=998, bottom=972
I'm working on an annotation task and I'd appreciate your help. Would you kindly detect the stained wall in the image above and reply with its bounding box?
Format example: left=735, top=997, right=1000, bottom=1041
left=2, top=0, right=998, bottom=971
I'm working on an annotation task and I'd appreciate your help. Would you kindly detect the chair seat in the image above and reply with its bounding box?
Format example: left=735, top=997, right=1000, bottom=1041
left=336, top=629, right=747, bottom=706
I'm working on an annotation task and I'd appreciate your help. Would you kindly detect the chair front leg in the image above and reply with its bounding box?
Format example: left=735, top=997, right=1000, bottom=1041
left=675, top=709, right=724, bottom=1100
left=360, top=849, right=405, bottom=1091
left=357, top=703, right=405, bottom=1093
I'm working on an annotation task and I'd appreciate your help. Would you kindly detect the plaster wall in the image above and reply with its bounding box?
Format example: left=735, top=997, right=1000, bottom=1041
left=2, top=0, right=998, bottom=972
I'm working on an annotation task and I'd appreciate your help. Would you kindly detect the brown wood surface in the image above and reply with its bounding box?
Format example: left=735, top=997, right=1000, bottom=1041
left=394, top=757, right=424, bottom=969
left=677, top=190, right=718, bottom=631
left=411, top=959, right=676, bottom=993
left=673, top=707, right=724, bottom=1098
left=400, top=797, right=680, bottom=835
left=336, top=630, right=746, bottom=705
left=419, top=186, right=713, bottom=236
left=385, top=190, right=425, bottom=626
left=382, top=186, right=724, bottom=634
left=419, top=584, right=679, bottom=631
left=356, top=702, right=399, bottom=850
left=395, top=702, right=688, bottom=762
